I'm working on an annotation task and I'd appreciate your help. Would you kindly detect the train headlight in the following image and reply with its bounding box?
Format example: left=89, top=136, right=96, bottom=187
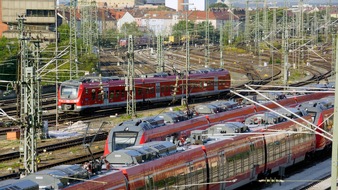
left=124, top=127, right=129, bottom=131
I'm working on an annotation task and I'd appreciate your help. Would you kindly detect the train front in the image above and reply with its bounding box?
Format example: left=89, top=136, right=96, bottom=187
left=58, top=80, right=82, bottom=113
left=104, top=120, right=146, bottom=156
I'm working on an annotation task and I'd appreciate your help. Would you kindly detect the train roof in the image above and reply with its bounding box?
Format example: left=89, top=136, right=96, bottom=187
left=245, top=107, right=307, bottom=129
left=60, top=69, right=230, bottom=86
left=50, top=164, right=88, bottom=179
left=210, top=100, right=239, bottom=110
left=106, top=141, right=177, bottom=166
left=0, top=179, right=39, bottom=190
left=194, top=103, right=224, bottom=114
left=23, top=169, right=69, bottom=189
left=115, top=116, right=165, bottom=131
left=207, top=122, right=250, bottom=135
left=61, top=76, right=120, bottom=85
left=158, top=110, right=188, bottom=124
left=298, top=95, right=335, bottom=111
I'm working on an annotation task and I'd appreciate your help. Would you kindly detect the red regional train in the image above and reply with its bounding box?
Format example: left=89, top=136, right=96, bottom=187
left=61, top=96, right=334, bottom=190
left=57, top=69, right=231, bottom=113
left=103, top=92, right=332, bottom=156
left=2, top=95, right=334, bottom=190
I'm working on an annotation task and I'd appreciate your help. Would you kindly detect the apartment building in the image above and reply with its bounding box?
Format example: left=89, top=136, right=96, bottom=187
left=1, top=0, right=56, bottom=41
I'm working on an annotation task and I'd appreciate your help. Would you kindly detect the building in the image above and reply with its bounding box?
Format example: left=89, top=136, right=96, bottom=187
left=1, top=0, right=57, bottom=42
left=165, top=0, right=218, bottom=11
left=0, top=0, right=9, bottom=37
left=141, top=11, right=180, bottom=36
left=109, top=10, right=135, bottom=32
left=96, top=0, right=144, bottom=8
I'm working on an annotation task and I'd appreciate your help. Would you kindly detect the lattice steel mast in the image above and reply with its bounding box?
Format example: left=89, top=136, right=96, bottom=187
left=156, top=35, right=164, bottom=72
left=18, top=15, right=42, bottom=176
left=69, top=0, right=78, bottom=79
left=126, top=35, right=136, bottom=118
left=204, top=0, right=209, bottom=68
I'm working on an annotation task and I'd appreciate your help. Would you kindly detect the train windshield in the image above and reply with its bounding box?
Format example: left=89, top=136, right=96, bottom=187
left=113, top=132, right=138, bottom=151
left=60, top=85, right=79, bottom=99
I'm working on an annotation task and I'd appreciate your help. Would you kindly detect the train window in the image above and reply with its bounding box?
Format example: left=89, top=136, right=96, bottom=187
left=116, top=90, right=120, bottom=97
left=145, top=175, right=154, bottom=190
left=91, top=89, right=96, bottom=100
left=121, top=91, right=125, bottom=97
left=176, top=173, right=186, bottom=187
left=112, top=132, right=137, bottom=150
left=60, top=85, right=78, bottom=99
left=85, top=88, right=88, bottom=94
left=150, top=88, right=154, bottom=94
left=227, top=158, right=234, bottom=177
left=110, top=92, right=114, bottom=99
left=138, top=89, right=142, bottom=95
left=195, top=164, right=207, bottom=186
left=166, top=176, right=176, bottom=187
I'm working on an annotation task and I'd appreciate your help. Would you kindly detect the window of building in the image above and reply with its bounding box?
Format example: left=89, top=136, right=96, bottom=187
left=26, top=9, right=55, bottom=17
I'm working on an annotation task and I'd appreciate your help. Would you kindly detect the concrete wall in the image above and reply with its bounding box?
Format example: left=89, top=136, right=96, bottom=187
left=1, top=0, right=56, bottom=40
left=2, top=0, right=55, bottom=23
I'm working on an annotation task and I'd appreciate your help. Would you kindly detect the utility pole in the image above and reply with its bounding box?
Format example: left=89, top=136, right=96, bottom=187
left=55, top=1, right=59, bottom=129
left=156, top=35, right=164, bottom=72
left=331, top=34, right=338, bottom=190
left=228, top=1, right=233, bottom=44
left=254, top=0, right=261, bottom=65
left=126, top=35, right=136, bottom=118
left=80, top=0, right=98, bottom=53
left=282, top=1, right=289, bottom=87
left=271, top=5, right=277, bottom=41
left=69, top=0, right=78, bottom=79
left=263, top=0, right=268, bottom=40
left=204, top=0, right=209, bottom=68
left=17, top=15, right=42, bottom=176
left=244, top=0, right=250, bottom=43
left=332, top=35, right=336, bottom=78
left=220, top=20, right=224, bottom=69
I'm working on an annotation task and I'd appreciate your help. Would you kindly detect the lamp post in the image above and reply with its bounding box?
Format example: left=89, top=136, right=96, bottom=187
left=181, top=3, right=194, bottom=105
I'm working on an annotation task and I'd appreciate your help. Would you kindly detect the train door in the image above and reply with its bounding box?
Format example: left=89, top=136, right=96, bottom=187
left=218, top=151, right=226, bottom=190
left=187, top=161, right=196, bottom=190
left=156, top=82, right=160, bottom=99
left=249, top=141, right=257, bottom=180
left=286, top=133, right=292, bottom=164
left=145, top=175, right=154, bottom=190
left=103, top=87, right=109, bottom=106
left=214, top=76, right=218, bottom=91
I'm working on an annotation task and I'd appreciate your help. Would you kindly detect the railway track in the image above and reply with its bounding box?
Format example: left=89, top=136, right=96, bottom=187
left=0, top=133, right=107, bottom=162
left=0, top=150, right=104, bottom=181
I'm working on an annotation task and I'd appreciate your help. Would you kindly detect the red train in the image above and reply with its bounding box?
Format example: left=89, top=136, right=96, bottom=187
left=103, top=92, right=332, bottom=156
left=63, top=95, right=334, bottom=190
left=57, top=69, right=231, bottom=113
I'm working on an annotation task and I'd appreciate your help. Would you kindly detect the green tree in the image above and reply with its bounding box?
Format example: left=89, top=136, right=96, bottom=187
left=57, top=23, right=70, bottom=45
left=172, top=20, right=194, bottom=41
left=101, top=28, right=121, bottom=48
left=196, top=21, right=215, bottom=39
left=120, top=22, right=143, bottom=38
left=0, top=37, right=19, bottom=82
left=209, top=3, right=228, bottom=9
